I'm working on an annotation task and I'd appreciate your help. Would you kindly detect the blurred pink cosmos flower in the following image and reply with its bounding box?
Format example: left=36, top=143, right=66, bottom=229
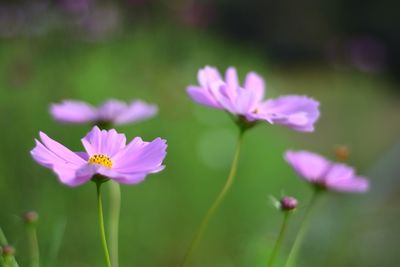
left=187, top=66, right=320, bottom=132
left=31, top=126, right=167, bottom=186
left=284, top=150, right=369, bottom=192
left=50, top=99, right=158, bottom=126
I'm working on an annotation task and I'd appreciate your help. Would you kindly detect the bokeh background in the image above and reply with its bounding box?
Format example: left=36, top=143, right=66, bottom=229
left=0, top=0, right=399, bottom=266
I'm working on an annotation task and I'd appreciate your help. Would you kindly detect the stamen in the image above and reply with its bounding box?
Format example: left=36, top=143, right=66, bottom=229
left=88, top=154, right=113, bottom=168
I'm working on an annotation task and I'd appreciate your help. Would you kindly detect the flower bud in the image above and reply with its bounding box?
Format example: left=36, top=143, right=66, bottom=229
left=335, top=145, right=349, bottom=162
left=280, top=196, right=298, bottom=211
left=1, top=245, right=15, bottom=257
left=23, top=211, right=39, bottom=224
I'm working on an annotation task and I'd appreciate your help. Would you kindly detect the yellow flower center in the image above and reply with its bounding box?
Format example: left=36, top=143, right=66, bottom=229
left=88, top=154, right=113, bottom=168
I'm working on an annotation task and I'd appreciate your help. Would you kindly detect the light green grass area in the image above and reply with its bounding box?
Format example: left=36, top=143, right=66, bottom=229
left=0, top=24, right=399, bottom=267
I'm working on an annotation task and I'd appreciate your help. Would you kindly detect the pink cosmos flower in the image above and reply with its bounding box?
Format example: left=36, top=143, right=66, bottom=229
left=284, top=150, right=369, bottom=193
left=31, top=126, right=167, bottom=186
left=50, top=99, right=158, bottom=126
left=187, top=66, right=320, bottom=132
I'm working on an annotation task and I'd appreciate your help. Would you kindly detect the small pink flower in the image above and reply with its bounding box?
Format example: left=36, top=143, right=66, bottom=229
left=187, top=66, right=320, bottom=132
left=50, top=99, right=158, bottom=126
left=284, top=150, right=369, bottom=193
left=31, top=126, right=167, bottom=186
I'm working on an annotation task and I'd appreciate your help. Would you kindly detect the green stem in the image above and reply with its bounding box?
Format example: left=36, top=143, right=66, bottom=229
left=0, top=228, right=7, bottom=246
left=94, top=123, right=119, bottom=267
left=0, top=227, right=19, bottom=267
left=284, top=190, right=321, bottom=267
left=108, top=182, right=121, bottom=267
left=27, top=226, right=39, bottom=267
left=181, top=129, right=245, bottom=267
left=96, top=181, right=112, bottom=267
left=45, top=219, right=67, bottom=267
left=267, top=212, right=291, bottom=267
left=3, top=256, right=12, bottom=267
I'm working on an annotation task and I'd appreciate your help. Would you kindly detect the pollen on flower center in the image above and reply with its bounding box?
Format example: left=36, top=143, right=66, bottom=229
left=88, top=154, right=113, bottom=168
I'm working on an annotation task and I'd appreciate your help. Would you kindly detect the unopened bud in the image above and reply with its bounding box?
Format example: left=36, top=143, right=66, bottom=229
left=1, top=245, right=15, bottom=256
left=335, top=145, right=349, bottom=162
left=23, top=211, right=39, bottom=224
left=280, top=196, right=298, bottom=211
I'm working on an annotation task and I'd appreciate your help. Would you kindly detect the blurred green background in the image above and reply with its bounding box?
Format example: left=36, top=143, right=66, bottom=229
left=0, top=1, right=399, bottom=267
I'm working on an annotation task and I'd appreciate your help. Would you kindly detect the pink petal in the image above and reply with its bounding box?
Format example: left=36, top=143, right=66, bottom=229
left=284, top=150, right=330, bottom=182
left=234, top=89, right=258, bottom=114
left=57, top=164, right=93, bottom=186
left=209, top=82, right=237, bottom=113
left=50, top=100, right=98, bottom=123
left=187, top=86, right=221, bottom=108
left=198, top=66, right=222, bottom=88
left=325, top=163, right=355, bottom=181
left=30, top=133, right=89, bottom=186
left=81, top=126, right=126, bottom=157
left=326, top=176, right=369, bottom=192
left=113, top=100, right=158, bottom=125
left=244, top=72, right=265, bottom=103
left=97, top=168, right=148, bottom=185
left=98, top=99, right=127, bottom=122
left=39, top=132, right=86, bottom=165
left=324, top=164, right=369, bottom=192
left=225, top=67, right=239, bottom=91
left=257, top=95, right=320, bottom=132
left=112, top=137, right=167, bottom=174
left=245, top=111, right=273, bottom=123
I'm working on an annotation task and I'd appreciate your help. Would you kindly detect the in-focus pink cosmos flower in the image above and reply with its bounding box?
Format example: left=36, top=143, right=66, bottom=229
left=284, top=150, right=369, bottom=193
left=50, top=99, right=158, bottom=126
left=31, top=126, right=167, bottom=186
left=187, top=66, right=320, bottom=132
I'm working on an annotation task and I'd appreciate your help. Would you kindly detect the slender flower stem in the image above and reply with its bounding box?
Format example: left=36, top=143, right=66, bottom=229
left=181, top=129, right=245, bottom=267
left=108, top=182, right=121, bottom=267
left=96, top=123, right=120, bottom=267
left=45, top=220, right=67, bottom=267
left=267, top=212, right=291, bottom=267
left=284, top=190, right=321, bottom=267
left=0, top=227, right=7, bottom=246
left=26, top=226, right=39, bottom=267
left=96, top=181, right=112, bottom=267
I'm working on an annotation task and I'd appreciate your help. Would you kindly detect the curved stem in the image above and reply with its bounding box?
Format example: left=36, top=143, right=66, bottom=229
left=267, top=212, right=291, bottom=267
left=284, top=190, right=321, bottom=267
left=96, top=181, right=112, bottom=267
left=108, top=182, right=121, bottom=267
left=181, top=130, right=245, bottom=267
left=27, top=225, right=39, bottom=267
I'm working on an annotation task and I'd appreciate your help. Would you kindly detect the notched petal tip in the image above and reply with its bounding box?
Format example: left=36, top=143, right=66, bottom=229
left=154, top=137, right=168, bottom=145
left=38, top=131, right=47, bottom=140
left=91, top=125, right=101, bottom=133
